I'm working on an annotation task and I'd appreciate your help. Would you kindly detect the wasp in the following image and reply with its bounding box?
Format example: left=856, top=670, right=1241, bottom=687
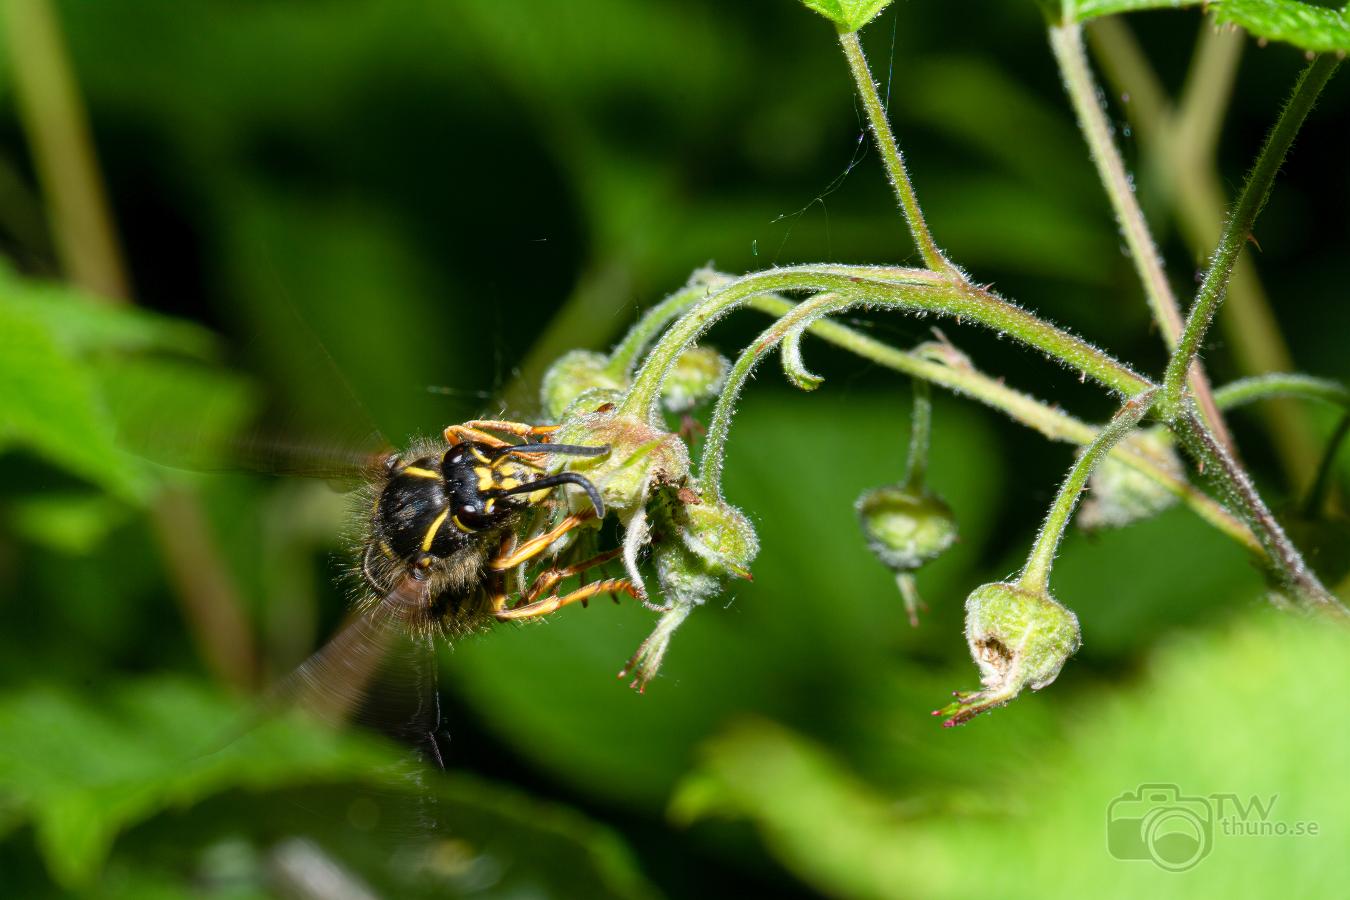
left=359, top=418, right=638, bottom=632
left=273, top=418, right=639, bottom=750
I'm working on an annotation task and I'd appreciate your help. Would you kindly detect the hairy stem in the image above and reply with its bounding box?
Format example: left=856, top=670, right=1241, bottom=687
left=1213, top=374, right=1350, bottom=411
left=837, top=30, right=957, bottom=276
left=1049, top=22, right=1232, bottom=450
left=1161, top=54, right=1342, bottom=418
left=605, top=269, right=730, bottom=378
left=619, top=265, right=1151, bottom=422
left=904, top=378, right=932, bottom=490
left=1020, top=390, right=1156, bottom=594
left=1089, top=16, right=1323, bottom=484
left=745, top=295, right=1258, bottom=553
left=1175, top=407, right=1346, bottom=616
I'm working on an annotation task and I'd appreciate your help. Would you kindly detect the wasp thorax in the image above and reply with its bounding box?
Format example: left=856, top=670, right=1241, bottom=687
left=856, top=484, right=958, bottom=572
left=540, top=350, right=629, bottom=421
left=660, top=346, right=730, bottom=413
left=373, top=446, right=524, bottom=567
left=552, top=408, right=690, bottom=518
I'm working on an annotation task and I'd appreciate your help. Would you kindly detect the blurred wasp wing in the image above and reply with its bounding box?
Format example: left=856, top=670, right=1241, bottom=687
left=262, top=574, right=448, bottom=766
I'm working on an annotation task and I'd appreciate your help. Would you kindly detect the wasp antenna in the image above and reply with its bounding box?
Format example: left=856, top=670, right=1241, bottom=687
left=496, top=472, right=606, bottom=518
left=503, top=442, right=610, bottom=458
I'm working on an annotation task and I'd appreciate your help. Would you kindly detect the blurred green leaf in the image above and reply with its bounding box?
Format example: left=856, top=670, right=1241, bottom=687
left=3, top=492, right=131, bottom=554
left=1066, top=0, right=1350, bottom=53
left=675, top=610, right=1350, bottom=898
left=0, top=263, right=218, bottom=359
left=797, top=0, right=894, bottom=32
left=0, top=278, right=150, bottom=503
left=0, top=678, right=656, bottom=898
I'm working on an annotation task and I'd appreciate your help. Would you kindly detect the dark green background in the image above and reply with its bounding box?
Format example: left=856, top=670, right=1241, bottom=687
left=1, top=1, right=1348, bottom=897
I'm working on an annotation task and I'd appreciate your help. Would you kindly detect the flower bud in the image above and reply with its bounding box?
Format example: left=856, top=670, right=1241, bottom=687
left=855, top=485, right=957, bottom=572
left=540, top=350, right=629, bottom=421
left=551, top=407, right=690, bottom=518
left=935, top=581, right=1081, bottom=726
left=626, top=493, right=758, bottom=691
left=1078, top=427, right=1182, bottom=530
left=660, top=346, right=730, bottom=414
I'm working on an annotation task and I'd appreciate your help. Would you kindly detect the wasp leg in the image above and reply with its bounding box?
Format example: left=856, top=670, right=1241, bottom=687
left=496, top=578, right=640, bottom=621
left=466, top=419, right=560, bottom=441
left=444, top=425, right=513, bottom=448
left=519, top=547, right=624, bottom=604
left=488, top=511, right=596, bottom=571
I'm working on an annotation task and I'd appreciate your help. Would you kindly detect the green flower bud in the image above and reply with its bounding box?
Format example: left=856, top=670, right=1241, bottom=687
left=856, top=485, right=958, bottom=572
left=625, top=493, right=758, bottom=692
left=935, top=581, right=1081, bottom=727
left=660, top=346, right=729, bottom=413
left=552, top=407, right=690, bottom=519
left=1078, top=427, right=1183, bottom=530
left=540, top=350, right=629, bottom=421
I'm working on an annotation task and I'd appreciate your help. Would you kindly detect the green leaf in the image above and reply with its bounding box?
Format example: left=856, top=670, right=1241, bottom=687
left=0, top=679, right=656, bottom=897
left=797, top=0, right=894, bottom=32
left=1065, top=1, right=1350, bottom=53
left=0, top=263, right=219, bottom=360
left=674, top=610, right=1350, bottom=898
left=0, top=295, right=151, bottom=503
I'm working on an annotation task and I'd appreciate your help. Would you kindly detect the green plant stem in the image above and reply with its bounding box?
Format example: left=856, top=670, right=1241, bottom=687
left=904, top=378, right=931, bottom=489
left=1088, top=16, right=1323, bottom=484
left=2, top=0, right=129, bottom=302
left=745, top=295, right=1258, bottom=553
left=1174, top=407, right=1346, bottom=616
left=4, top=0, right=257, bottom=689
left=1020, top=390, right=1156, bottom=594
left=1161, top=53, right=1342, bottom=419
left=1213, top=374, right=1350, bottom=411
left=1049, top=22, right=1233, bottom=451
left=618, top=265, right=1151, bottom=422
left=698, top=290, right=849, bottom=502
left=837, top=30, right=957, bottom=276
left=1303, top=414, right=1350, bottom=518
left=605, top=269, right=730, bottom=378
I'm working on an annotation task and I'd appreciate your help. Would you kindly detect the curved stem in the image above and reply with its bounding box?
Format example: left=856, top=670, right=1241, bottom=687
left=904, top=378, right=931, bottom=490
left=1213, top=374, right=1350, bottom=411
left=698, top=291, right=853, bottom=502
left=1161, top=53, right=1342, bottom=418
left=605, top=269, right=730, bottom=379
left=837, top=30, right=956, bottom=276
left=619, top=265, right=1151, bottom=422
left=1020, top=390, right=1156, bottom=594
left=744, top=294, right=1258, bottom=553
left=1050, top=22, right=1233, bottom=450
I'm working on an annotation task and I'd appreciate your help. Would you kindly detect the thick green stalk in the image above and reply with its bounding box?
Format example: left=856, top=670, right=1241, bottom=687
left=619, top=265, right=1151, bottom=422
left=1020, top=390, right=1156, bottom=594
left=837, top=30, right=957, bottom=276
left=1161, top=54, right=1342, bottom=418
left=1050, top=22, right=1232, bottom=449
